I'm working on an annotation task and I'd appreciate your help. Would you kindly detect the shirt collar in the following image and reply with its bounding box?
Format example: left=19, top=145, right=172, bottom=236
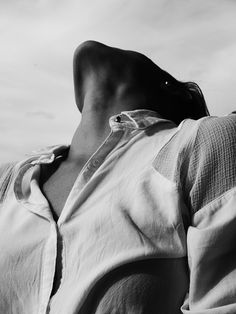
left=15, top=109, right=171, bottom=202
left=109, top=109, right=166, bottom=130
left=28, top=109, right=170, bottom=166
left=28, top=145, right=70, bottom=166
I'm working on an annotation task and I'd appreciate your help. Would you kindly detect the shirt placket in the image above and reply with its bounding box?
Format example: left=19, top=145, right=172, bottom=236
left=38, top=221, right=58, bottom=314
left=57, top=120, right=127, bottom=226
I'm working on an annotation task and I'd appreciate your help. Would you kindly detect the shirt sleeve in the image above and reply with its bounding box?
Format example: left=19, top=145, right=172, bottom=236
left=181, top=115, right=236, bottom=313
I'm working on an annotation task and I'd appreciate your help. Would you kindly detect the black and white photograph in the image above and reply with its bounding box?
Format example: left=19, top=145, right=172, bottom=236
left=0, top=1, right=236, bottom=313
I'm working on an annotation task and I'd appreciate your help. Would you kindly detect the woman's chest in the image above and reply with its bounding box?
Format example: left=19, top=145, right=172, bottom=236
left=40, top=162, right=84, bottom=220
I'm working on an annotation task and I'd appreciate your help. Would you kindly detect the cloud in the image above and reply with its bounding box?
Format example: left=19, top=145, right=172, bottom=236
left=0, top=0, right=236, bottom=162
left=25, top=111, right=54, bottom=119
left=201, top=44, right=236, bottom=115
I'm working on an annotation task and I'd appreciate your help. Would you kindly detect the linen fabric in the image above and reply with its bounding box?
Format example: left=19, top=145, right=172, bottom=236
left=0, top=110, right=236, bottom=314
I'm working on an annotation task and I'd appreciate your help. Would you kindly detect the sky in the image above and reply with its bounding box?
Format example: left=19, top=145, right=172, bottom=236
left=0, top=0, right=236, bottom=163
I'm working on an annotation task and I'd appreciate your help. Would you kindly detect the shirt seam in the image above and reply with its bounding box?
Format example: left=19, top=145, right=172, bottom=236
left=175, top=117, right=209, bottom=209
left=192, top=186, right=236, bottom=220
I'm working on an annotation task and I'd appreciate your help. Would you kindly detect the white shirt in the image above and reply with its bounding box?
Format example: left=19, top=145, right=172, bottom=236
left=0, top=110, right=236, bottom=314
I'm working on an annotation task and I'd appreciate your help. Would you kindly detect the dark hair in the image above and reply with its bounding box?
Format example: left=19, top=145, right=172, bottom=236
left=183, top=81, right=210, bottom=118
left=156, top=76, right=210, bottom=125
left=145, top=59, right=210, bottom=124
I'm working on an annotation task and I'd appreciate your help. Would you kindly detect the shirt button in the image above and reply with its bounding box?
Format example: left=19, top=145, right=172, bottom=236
left=92, top=159, right=100, bottom=167
left=114, top=115, right=121, bottom=123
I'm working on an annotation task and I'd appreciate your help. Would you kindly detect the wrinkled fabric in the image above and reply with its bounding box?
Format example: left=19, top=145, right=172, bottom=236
left=0, top=110, right=236, bottom=314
